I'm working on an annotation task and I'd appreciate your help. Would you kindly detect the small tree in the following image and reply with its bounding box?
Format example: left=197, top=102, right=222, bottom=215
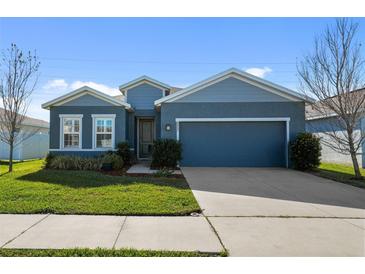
left=0, top=44, right=40, bottom=172
left=298, top=18, right=365, bottom=179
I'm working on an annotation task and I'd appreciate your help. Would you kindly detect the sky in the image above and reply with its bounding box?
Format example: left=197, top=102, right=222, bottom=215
left=1, top=17, right=365, bottom=121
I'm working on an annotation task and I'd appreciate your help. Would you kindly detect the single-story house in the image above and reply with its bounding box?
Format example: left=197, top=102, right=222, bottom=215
left=0, top=108, right=49, bottom=160
left=306, top=101, right=365, bottom=168
left=42, top=68, right=312, bottom=167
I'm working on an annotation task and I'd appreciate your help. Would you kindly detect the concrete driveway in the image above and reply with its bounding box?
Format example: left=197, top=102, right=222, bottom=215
left=181, top=167, right=365, bottom=256
left=182, top=167, right=365, bottom=217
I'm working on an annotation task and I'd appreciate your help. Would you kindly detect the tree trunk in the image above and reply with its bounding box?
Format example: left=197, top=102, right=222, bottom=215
left=8, top=141, right=13, bottom=172
left=348, top=137, right=362, bottom=179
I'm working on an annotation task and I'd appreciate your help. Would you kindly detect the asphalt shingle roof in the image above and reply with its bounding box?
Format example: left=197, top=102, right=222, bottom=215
left=0, top=108, right=49, bottom=128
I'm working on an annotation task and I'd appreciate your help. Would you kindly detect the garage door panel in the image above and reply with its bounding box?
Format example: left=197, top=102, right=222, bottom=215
left=179, top=121, right=286, bottom=167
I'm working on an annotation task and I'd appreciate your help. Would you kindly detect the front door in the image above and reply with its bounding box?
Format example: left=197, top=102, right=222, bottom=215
left=138, top=119, right=154, bottom=159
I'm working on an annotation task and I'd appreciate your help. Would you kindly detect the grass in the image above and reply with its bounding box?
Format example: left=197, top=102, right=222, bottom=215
left=0, top=248, right=226, bottom=257
left=312, top=162, right=365, bottom=189
left=0, top=160, right=200, bottom=215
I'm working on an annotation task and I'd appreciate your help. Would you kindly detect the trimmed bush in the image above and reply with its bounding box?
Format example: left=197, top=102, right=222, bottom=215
left=116, top=142, right=132, bottom=165
left=151, top=139, right=182, bottom=169
left=290, top=132, right=321, bottom=170
left=47, top=155, right=103, bottom=171
left=44, top=153, right=55, bottom=169
left=102, top=153, right=124, bottom=170
left=45, top=153, right=124, bottom=171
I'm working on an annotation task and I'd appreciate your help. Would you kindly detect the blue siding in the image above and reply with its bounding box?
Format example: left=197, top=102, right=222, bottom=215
left=160, top=102, right=304, bottom=167
left=63, top=94, right=116, bottom=107
left=126, top=83, right=163, bottom=109
left=161, top=102, right=304, bottom=141
left=306, top=116, right=364, bottom=167
left=0, top=129, right=49, bottom=160
left=0, top=140, right=22, bottom=160
left=175, top=77, right=290, bottom=103
left=180, top=121, right=286, bottom=167
left=306, top=116, right=361, bottom=133
left=50, top=106, right=126, bottom=149
left=21, top=132, right=49, bottom=159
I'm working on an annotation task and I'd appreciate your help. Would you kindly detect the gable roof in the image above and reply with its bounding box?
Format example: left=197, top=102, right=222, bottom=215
left=0, top=108, right=49, bottom=128
left=119, top=75, right=172, bottom=93
left=42, top=86, right=132, bottom=110
left=154, top=68, right=315, bottom=106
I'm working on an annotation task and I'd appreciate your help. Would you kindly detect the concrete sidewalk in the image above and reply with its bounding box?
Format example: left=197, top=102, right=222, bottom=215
left=1, top=214, right=364, bottom=256
left=0, top=214, right=223, bottom=253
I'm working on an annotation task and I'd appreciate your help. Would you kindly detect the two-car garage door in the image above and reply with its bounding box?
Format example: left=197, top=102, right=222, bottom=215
left=178, top=120, right=287, bottom=167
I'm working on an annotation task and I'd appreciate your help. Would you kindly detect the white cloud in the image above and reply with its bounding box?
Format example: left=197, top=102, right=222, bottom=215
left=42, top=79, right=120, bottom=96
left=43, top=79, right=68, bottom=92
left=70, top=81, right=120, bottom=96
left=245, top=67, right=272, bottom=78
left=31, top=79, right=122, bottom=121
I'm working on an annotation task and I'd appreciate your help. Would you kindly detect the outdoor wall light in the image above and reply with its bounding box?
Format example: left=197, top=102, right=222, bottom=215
left=165, top=124, right=171, bottom=131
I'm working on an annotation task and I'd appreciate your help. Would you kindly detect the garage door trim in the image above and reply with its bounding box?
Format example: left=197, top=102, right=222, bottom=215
left=175, top=117, right=290, bottom=168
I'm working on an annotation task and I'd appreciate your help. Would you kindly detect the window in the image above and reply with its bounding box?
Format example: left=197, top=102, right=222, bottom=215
left=92, top=115, right=115, bottom=149
left=59, top=115, right=83, bottom=149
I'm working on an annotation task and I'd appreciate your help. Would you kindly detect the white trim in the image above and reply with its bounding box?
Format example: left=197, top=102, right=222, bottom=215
left=59, top=114, right=83, bottom=118
left=175, top=117, right=290, bottom=123
left=59, top=115, right=83, bottom=150
left=155, top=68, right=315, bottom=106
left=119, top=76, right=171, bottom=92
left=49, top=149, right=117, bottom=152
left=175, top=117, right=290, bottom=168
left=92, top=115, right=116, bottom=150
left=91, top=114, right=116, bottom=118
left=122, top=79, right=168, bottom=102
left=306, top=113, right=338, bottom=120
left=42, top=86, right=132, bottom=110
left=20, top=122, right=49, bottom=129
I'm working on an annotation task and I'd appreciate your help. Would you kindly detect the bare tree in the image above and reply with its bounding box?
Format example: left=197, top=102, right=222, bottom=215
left=0, top=44, right=40, bottom=172
left=298, top=18, right=365, bottom=178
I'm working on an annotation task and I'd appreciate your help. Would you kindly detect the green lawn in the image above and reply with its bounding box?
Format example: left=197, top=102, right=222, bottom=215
left=313, top=162, right=365, bottom=189
left=0, top=160, right=200, bottom=215
left=0, top=248, right=225, bottom=257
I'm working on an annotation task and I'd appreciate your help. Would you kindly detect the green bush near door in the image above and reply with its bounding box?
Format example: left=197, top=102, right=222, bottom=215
left=116, top=142, right=133, bottom=165
left=151, top=139, right=182, bottom=169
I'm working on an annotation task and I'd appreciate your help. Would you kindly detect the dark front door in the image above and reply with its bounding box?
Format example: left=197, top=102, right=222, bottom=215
left=138, top=119, right=154, bottom=159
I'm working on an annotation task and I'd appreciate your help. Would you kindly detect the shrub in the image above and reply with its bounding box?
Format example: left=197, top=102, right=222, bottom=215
left=45, top=153, right=124, bottom=171
left=116, top=142, right=132, bottom=165
left=153, top=167, right=174, bottom=177
left=151, top=139, right=182, bottom=169
left=102, top=153, right=124, bottom=170
left=290, top=132, right=321, bottom=170
left=47, top=155, right=103, bottom=171
left=44, top=153, right=55, bottom=169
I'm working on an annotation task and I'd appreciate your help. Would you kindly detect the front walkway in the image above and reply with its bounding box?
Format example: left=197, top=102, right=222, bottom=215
left=126, top=162, right=182, bottom=175
left=0, top=214, right=223, bottom=253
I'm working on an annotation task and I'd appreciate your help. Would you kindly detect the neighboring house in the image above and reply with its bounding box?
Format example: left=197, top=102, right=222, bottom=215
left=306, top=102, right=365, bottom=168
left=0, top=108, right=49, bottom=160
left=42, top=68, right=312, bottom=167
